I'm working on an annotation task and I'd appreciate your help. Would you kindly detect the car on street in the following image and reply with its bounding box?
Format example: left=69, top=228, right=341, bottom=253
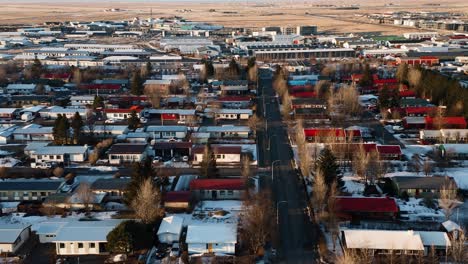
left=105, top=119, right=116, bottom=124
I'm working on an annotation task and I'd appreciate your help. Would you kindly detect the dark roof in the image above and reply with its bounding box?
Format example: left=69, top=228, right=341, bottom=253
left=190, top=179, right=244, bottom=190
left=377, top=145, right=402, bottom=155
left=90, top=178, right=130, bottom=191
left=336, top=197, right=399, bottom=213
left=154, top=142, right=192, bottom=150
left=108, top=143, right=147, bottom=154
left=192, top=146, right=242, bottom=154
left=0, top=180, right=62, bottom=191
left=164, top=191, right=191, bottom=203
left=392, top=176, right=457, bottom=190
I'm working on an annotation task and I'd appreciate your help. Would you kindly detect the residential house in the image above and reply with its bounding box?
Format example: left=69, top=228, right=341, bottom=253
left=164, top=191, right=191, bottom=211
left=104, top=106, right=142, bottom=120
left=107, top=143, right=148, bottom=165
left=216, top=96, right=251, bottom=108
left=425, top=117, right=467, bottom=129
left=146, top=126, right=188, bottom=139
left=0, top=108, right=20, bottom=121
left=53, top=219, right=123, bottom=255
left=391, top=176, right=458, bottom=197
left=376, top=145, right=402, bottom=160
left=90, top=178, right=129, bottom=202
left=335, top=197, right=399, bottom=221
left=342, top=229, right=425, bottom=256
left=417, top=231, right=451, bottom=255
left=143, top=79, right=173, bottom=96
left=207, top=109, right=253, bottom=120
left=0, top=224, right=31, bottom=254
left=78, top=83, right=121, bottom=94
left=304, top=128, right=346, bottom=142
left=12, top=124, right=53, bottom=141
left=154, top=142, right=192, bottom=160
left=190, top=179, right=245, bottom=200
left=6, top=84, right=37, bottom=94
left=0, top=180, right=62, bottom=201
left=198, top=126, right=250, bottom=139
left=70, top=95, right=95, bottom=107
left=186, top=224, right=237, bottom=255
left=192, top=146, right=242, bottom=165
left=420, top=129, right=468, bottom=144
left=157, top=216, right=184, bottom=244
left=39, top=106, right=90, bottom=120
left=83, top=125, right=129, bottom=138
left=436, top=144, right=468, bottom=160
left=220, top=80, right=249, bottom=95
left=31, top=145, right=89, bottom=164
left=143, top=109, right=197, bottom=123
left=43, top=192, right=106, bottom=211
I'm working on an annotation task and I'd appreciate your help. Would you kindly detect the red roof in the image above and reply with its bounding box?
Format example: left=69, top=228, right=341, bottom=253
left=42, top=73, right=71, bottom=79
left=289, top=85, right=314, bottom=92
left=336, top=197, right=398, bottom=213
left=291, top=91, right=317, bottom=98
left=377, top=145, right=402, bottom=155
left=164, top=191, right=191, bottom=203
left=345, top=129, right=361, bottom=137
left=405, top=106, right=437, bottom=115
left=190, top=179, right=245, bottom=190
left=425, top=116, right=467, bottom=128
left=304, top=128, right=345, bottom=137
left=105, top=106, right=142, bottom=113
left=399, top=90, right=416, bottom=98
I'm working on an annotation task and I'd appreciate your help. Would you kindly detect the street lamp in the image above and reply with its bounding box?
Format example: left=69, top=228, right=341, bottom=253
left=276, top=200, right=288, bottom=225
left=271, top=160, right=281, bottom=182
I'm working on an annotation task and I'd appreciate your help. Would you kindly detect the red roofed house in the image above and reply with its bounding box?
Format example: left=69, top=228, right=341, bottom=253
left=105, top=106, right=142, bottom=120
left=190, top=179, right=245, bottom=200
left=164, top=191, right=191, bottom=211
left=377, top=145, right=402, bottom=160
left=42, top=73, right=71, bottom=82
left=304, top=128, right=346, bottom=142
left=79, top=83, right=121, bottom=94
left=425, top=117, right=467, bottom=129
left=335, top=197, right=399, bottom=221
left=192, top=146, right=242, bottom=164
left=405, top=107, right=437, bottom=117
left=400, top=56, right=439, bottom=66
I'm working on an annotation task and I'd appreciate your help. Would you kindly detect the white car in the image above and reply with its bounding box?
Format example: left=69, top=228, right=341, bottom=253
left=105, top=119, right=115, bottom=124
left=140, top=117, right=148, bottom=123
left=393, top=126, right=404, bottom=131
left=182, top=156, right=189, bottom=162
left=36, top=163, right=52, bottom=169
left=177, top=120, right=186, bottom=125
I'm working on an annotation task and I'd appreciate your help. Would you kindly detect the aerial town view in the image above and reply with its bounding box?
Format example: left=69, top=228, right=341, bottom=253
left=0, top=0, right=467, bottom=263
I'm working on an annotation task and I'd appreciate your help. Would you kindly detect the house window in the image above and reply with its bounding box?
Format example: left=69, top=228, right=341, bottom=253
left=40, top=192, right=47, bottom=196
left=56, top=155, right=61, bottom=159
left=227, top=190, right=234, bottom=196
left=59, top=243, right=65, bottom=248
left=49, top=155, right=53, bottom=159
left=220, top=191, right=226, bottom=196
left=78, top=243, right=84, bottom=248
left=23, top=192, right=29, bottom=197
left=0, top=192, right=7, bottom=197
left=31, top=192, right=37, bottom=196
left=89, top=243, right=95, bottom=248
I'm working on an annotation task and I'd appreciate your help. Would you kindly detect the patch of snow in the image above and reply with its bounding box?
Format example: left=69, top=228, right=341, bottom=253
left=0, top=158, right=20, bottom=167
left=89, top=166, right=118, bottom=172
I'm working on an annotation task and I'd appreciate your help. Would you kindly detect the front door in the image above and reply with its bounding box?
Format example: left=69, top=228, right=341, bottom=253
left=211, top=190, right=217, bottom=200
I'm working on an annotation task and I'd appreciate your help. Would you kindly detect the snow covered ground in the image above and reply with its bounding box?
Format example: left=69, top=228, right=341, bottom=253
left=0, top=157, right=20, bottom=167
left=397, top=198, right=445, bottom=222
left=342, top=176, right=365, bottom=196
left=168, top=200, right=241, bottom=227
left=401, top=144, right=433, bottom=159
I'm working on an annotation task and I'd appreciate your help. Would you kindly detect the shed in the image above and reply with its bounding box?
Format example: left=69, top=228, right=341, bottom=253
left=157, top=216, right=184, bottom=244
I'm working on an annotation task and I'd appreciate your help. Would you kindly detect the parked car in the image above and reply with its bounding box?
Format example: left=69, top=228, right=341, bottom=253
left=104, top=254, right=127, bottom=263
left=153, top=156, right=162, bottom=163
left=36, top=163, right=52, bottom=169
left=182, top=156, right=189, bottom=162
left=393, top=126, right=404, bottom=132
left=105, top=119, right=115, bottom=124
left=140, top=117, right=148, bottom=123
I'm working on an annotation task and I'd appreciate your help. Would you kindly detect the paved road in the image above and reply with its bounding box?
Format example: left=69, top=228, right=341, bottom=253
left=257, top=69, right=319, bottom=263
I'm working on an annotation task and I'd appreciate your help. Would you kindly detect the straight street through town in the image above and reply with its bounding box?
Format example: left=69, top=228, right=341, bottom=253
left=257, top=69, right=319, bottom=263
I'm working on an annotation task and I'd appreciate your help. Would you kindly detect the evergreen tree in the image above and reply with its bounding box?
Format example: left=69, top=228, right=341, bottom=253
left=378, top=85, right=400, bottom=109
left=318, top=147, right=344, bottom=191
left=123, top=159, right=155, bottom=205
left=146, top=62, right=152, bottom=76
left=228, top=58, right=240, bottom=79
left=201, top=59, right=214, bottom=82
left=130, top=70, right=143, bottom=95
left=31, top=57, right=43, bottom=79
left=358, top=63, right=373, bottom=87
left=106, top=220, right=153, bottom=254
left=53, top=114, right=70, bottom=145
left=247, top=57, right=256, bottom=69
left=199, top=143, right=219, bottom=178
left=93, top=95, right=104, bottom=109
left=396, top=63, right=409, bottom=84
left=71, top=112, right=84, bottom=144
left=127, top=110, right=140, bottom=130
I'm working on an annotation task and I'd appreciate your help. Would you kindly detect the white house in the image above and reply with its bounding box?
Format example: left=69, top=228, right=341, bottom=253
left=186, top=224, right=237, bottom=255
left=107, top=143, right=148, bottom=165
left=157, top=216, right=184, bottom=244
left=31, top=145, right=89, bottom=164
left=83, top=125, right=129, bottom=138
left=192, top=146, right=242, bottom=164
left=70, top=95, right=95, bottom=106
left=40, top=106, right=90, bottom=120
left=6, top=84, right=36, bottom=94
left=53, top=219, right=123, bottom=255
left=205, top=109, right=253, bottom=120
left=0, top=224, right=31, bottom=254
left=12, top=124, right=54, bottom=141
left=36, top=221, right=67, bottom=243
left=146, top=126, right=188, bottom=139
left=198, top=125, right=250, bottom=139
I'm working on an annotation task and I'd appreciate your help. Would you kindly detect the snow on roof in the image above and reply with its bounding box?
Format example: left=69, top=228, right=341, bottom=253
left=186, top=224, right=237, bottom=244
left=32, top=146, right=88, bottom=155
left=0, top=108, right=19, bottom=114
left=157, top=216, right=184, bottom=236
left=343, top=229, right=424, bottom=251
left=0, top=224, right=30, bottom=243
left=146, top=126, right=188, bottom=132
left=416, top=231, right=451, bottom=247
left=144, top=79, right=172, bottom=85
left=442, top=220, right=462, bottom=232
left=53, top=219, right=123, bottom=242
left=438, top=144, right=468, bottom=154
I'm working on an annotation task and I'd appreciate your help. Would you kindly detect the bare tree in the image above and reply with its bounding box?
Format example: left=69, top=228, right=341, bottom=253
left=281, top=92, right=292, bottom=120
left=241, top=155, right=251, bottom=181
left=52, top=167, right=65, bottom=177
left=439, top=177, right=459, bottom=220
left=423, top=159, right=432, bottom=177
left=131, top=178, right=162, bottom=224
left=273, top=76, right=288, bottom=98
left=367, top=151, right=385, bottom=183
left=327, top=181, right=339, bottom=251
left=240, top=191, right=275, bottom=257
left=448, top=229, right=467, bottom=263
left=352, top=144, right=370, bottom=182
left=408, top=67, right=422, bottom=89
left=312, top=168, right=327, bottom=221
left=76, top=182, right=95, bottom=212
left=247, top=115, right=264, bottom=136
left=144, top=87, right=162, bottom=108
